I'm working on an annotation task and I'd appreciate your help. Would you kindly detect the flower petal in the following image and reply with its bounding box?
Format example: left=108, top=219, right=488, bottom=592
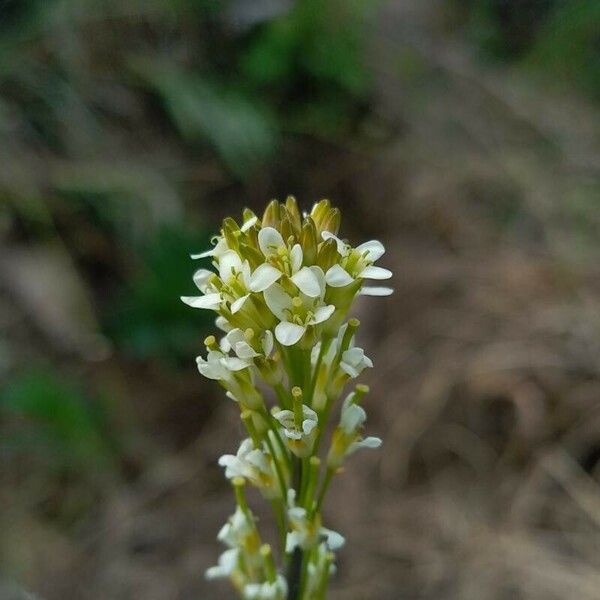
left=218, top=250, right=242, bottom=281
left=222, top=356, right=250, bottom=371
left=181, top=293, right=221, bottom=309
left=258, top=227, right=285, bottom=256
left=321, top=231, right=347, bottom=255
left=291, top=266, right=321, bottom=297
left=240, top=215, right=258, bottom=232
left=311, top=304, right=335, bottom=324
left=290, top=243, right=303, bottom=273
left=230, top=293, right=250, bottom=314
left=275, top=321, right=306, bottom=346
left=215, top=316, right=232, bottom=332
left=262, top=330, right=274, bottom=356
left=325, top=264, right=354, bottom=287
left=322, top=528, right=345, bottom=550
left=193, top=268, right=213, bottom=292
left=360, top=265, right=392, bottom=280
left=348, top=436, right=383, bottom=455
left=358, top=286, right=394, bottom=296
left=356, top=239, right=385, bottom=262
left=233, top=341, right=259, bottom=360
left=264, top=283, right=292, bottom=320
left=249, top=263, right=283, bottom=292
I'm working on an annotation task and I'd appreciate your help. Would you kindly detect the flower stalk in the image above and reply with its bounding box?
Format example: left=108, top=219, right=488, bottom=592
left=183, top=198, right=392, bottom=598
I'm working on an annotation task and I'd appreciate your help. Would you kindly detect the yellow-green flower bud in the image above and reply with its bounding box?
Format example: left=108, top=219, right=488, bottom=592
left=262, top=199, right=280, bottom=228
left=300, top=217, right=318, bottom=265
left=285, top=196, right=302, bottom=233
left=316, top=238, right=339, bottom=272
left=310, top=199, right=331, bottom=230
left=321, top=207, right=341, bottom=236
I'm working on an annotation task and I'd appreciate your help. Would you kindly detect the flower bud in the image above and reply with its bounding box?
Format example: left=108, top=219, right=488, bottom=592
left=222, top=217, right=240, bottom=252
left=285, top=196, right=302, bottom=233
left=310, top=199, right=331, bottom=230
left=279, top=215, right=295, bottom=243
left=316, top=238, right=339, bottom=272
left=262, top=199, right=280, bottom=228
left=300, top=218, right=318, bottom=265
left=321, top=208, right=341, bottom=236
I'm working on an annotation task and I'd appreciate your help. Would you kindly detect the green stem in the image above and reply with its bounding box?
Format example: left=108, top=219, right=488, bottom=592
left=307, top=336, right=332, bottom=406
left=314, top=467, right=335, bottom=516
left=270, top=499, right=287, bottom=551
left=264, top=434, right=288, bottom=501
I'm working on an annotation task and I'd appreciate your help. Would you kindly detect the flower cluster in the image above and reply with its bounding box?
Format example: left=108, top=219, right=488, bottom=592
left=183, top=198, right=390, bottom=599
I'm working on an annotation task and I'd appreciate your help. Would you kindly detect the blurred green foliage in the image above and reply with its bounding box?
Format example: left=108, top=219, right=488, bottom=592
left=105, top=225, right=214, bottom=364
left=463, top=0, right=600, bottom=98
left=1, top=369, right=115, bottom=472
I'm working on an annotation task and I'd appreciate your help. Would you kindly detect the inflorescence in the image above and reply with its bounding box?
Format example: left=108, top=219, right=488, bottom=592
left=182, top=198, right=392, bottom=599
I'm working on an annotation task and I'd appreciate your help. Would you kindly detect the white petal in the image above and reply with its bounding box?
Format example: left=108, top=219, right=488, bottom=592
left=197, top=359, right=225, bottom=380
left=240, top=260, right=252, bottom=287
left=226, top=328, right=246, bottom=347
left=273, top=409, right=294, bottom=427
left=291, top=266, right=321, bottom=297
left=325, top=264, right=354, bottom=287
left=230, top=293, right=250, bottom=314
left=285, top=531, right=303, bottom=554
left=234, top=341, right=259, bottom=359
left=322, top=528, right=345, bottom=550
left=193, top=238, right=227, bottom=260
left=290, top=244, right=303, bottom=273
left=181, top=293, right=221, bottom=309
left=258, top=227, right=285, bottom=256
left=262, top=330, right=274, bottom=356
left=348, top=436, right=383, bottom=455
left=360, top=265, right=392, bottom=280
left=340, top=403, right=366, bottom=433
left=215, top=316, right=232, bottom=332
left=275, top=322, right=306, bottom=346
left=264, top=283, right=292, bottom=320
left=218, top=250, right=243, bottom=281
left=222, top=356, right=250, bottom=371
left=321, top=231, right=347, bottom=255
left=358, top=286, right=394, bottom=296
left=302, top=419, right=317, bottom=435
left=240, top=215, right=258, bottom=232
left=309, top=266, right=326, bottom=296
left=249, top=263, right=283, bottom=292
left=311, top=304, right=335, bottom=325
left=340, top=363, right=360, bottom=378
left=356, top=240, right=385, bottom=261
left=193, top=268, right=213, bottom=292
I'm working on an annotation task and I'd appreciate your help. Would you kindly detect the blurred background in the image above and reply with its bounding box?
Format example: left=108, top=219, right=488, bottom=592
left=1, top=0, right=599, bottom=598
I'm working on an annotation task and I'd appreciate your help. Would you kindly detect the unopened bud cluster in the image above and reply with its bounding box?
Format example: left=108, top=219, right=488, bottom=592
left=182, top=198, right=392, bottom=599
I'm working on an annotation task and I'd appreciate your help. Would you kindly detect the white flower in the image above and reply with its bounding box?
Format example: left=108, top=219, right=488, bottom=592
left=340, top=347, right=373, bottom=378
left=285, top=490, right=345, bottom=553
left=322, top=232, right=393, bottom=296
left=205, top=548, right=240, bottom=580
left=221, top=328, right=274, bottom=360
left=218, top=439, right=279, bottom=498
left=217, top=506, right=255, bottom=549
left=263, top=270, right=334, bottom=346
left=196, top=349, right=250, bottom=381
left=243, top=575, right=287, bottom=600
left=274, top=404, right=318, bottom=440
left=191, top=236, right=229, bottom=260
left=250, top=227, right=323, bottom=297
left=182, top=249, right=255, bottom=313
left=310, top=322, right=373, bottom=378
left=273, top=404, right=318, bottom=458
left=327, top=393, right=382, bottom=468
